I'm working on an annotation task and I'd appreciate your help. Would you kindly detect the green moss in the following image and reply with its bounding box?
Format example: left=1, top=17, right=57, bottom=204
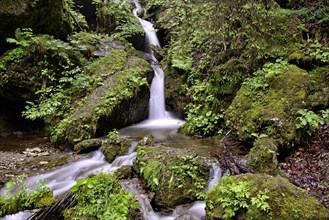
left=49, top=46, right=151, bottom=147
left=0, top=179, right=54, bottom=217
left=114, top=165, right=133, bottom=179
left=44, top=155, right=70, bottom=170
left=246, top=136, right=279, bottom=175
left=307, top=66, right=329, bottom=107
left=64, top=173, right=139, bottom=220
left=226, top=63, right=309, bottom=145
left=102, top=136, right=131, bottom=163
left=74, top=138, right=102, bottom=154
left=206, top=174, right=329, bottom=220
left=134, top=145, right=208, bottom=208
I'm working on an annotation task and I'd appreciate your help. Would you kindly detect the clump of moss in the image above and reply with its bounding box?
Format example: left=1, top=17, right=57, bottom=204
left=44, top=155, right=70, bottom=170
left=246, top=136, right=280, bottom=175
left=102, top=133, right=132, bottom=163
left=206, top=174, right=329, bottom=220
left=307, top=66, right=329, bottom=107
left=74, top=138, right=102, bottom=154
left=64, top=173, right=139, bottom=220
left=133, top=145, right=208, bottom=208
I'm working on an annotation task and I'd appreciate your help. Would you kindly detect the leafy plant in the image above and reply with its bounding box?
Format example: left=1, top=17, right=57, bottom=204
left=65, top=173, right=138, bottom=220
left=207, top=176, right=272, bottom=219
left=295, top=109, right=329, bottom=135
left=0, top=175, right=53, bottom=217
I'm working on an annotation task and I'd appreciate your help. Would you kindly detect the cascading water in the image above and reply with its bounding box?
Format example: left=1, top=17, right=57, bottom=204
left=0, top=143, right=138, bottom=220
left=132, top=0, right=184, bottom=127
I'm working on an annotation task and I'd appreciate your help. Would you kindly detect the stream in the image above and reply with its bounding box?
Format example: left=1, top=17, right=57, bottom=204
left=1, top=1, right=223, bottom=219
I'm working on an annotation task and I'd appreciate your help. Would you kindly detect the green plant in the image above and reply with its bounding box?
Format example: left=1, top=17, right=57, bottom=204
left=107, top=129, right=120, bottom=144
left=0, top=175, right=53, bottom=217
left=65, top=173, right=138, bottom=220
left=169, top=155, right=207, bottom=199
left=295, top=109, right=328, bottom=135
left=207, top=176, right=272, bottom=219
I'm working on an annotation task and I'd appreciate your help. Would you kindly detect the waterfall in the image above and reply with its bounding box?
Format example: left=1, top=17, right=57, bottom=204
left=132, top=0, right=167, bottom=120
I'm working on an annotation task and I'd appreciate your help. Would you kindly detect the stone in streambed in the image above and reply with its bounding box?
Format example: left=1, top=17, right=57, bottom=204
left=74, top=138, right=103, bottom=154
left=134, top=145, right=209, bottom=209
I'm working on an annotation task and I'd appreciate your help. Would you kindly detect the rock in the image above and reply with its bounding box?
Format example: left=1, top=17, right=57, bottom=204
left=206, top=174, right=329, bottom=220
left=134, top=145, right=209, bottom=209
left=73, top=138, right=103, bottom=154
left=44, top=155, right=70, bottom=170
left=53, top=48, right=152, bottom=147
left=102, top=136, right=132, bottom=163
left=226, top=64, right=308, bottom=146
left=246, top=136, right=280, bottom=175
left=114, top=165, right=133, bottom=179
left=0, top=0, right=81, bottom=47
left=39, top=161, right=48, bottom=165
left=226, top=64, right=329, bottom=147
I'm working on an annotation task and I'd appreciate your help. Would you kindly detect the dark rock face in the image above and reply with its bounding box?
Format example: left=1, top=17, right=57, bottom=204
left=0, top=0, right=76, bottom=46
left=73, top=0, right=97, bottom=30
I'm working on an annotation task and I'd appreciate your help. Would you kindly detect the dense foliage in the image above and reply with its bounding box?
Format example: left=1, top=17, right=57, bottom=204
left=0, top=175, right=53, bottom=217
left=64, top=173, right=138, bottom=220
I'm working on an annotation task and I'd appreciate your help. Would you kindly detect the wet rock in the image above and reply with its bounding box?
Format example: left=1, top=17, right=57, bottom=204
left=206, top=173, right=329, bottom=220
left=114, top=165, right=133, bottom=179
left=102, top=136, right=132, bottom=163
left=73, top=138, right=103, bottom=154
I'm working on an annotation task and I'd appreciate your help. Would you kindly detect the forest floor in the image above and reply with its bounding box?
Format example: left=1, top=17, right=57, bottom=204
left=281, top=124, right=329, bottom=208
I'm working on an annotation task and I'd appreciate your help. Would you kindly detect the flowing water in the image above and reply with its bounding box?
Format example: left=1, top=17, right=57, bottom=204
left=1, top=1, right=223, bottom=219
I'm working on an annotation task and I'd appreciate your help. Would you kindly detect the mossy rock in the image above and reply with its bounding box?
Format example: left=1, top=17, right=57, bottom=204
left=226, top=64, right=309, bottom=146
left=102, top=136, right=132, bottom=163
left=0, top=0, right=82, bottom=44
left=133, top=145, right=209, bottom=208
left=51, top=47, right=152, bottom=147
left=114, top=165, right=133, bottom=179
left=74, top=138, right=102, bottom=154
left=44, top=155, right=70, bottom=170
left=246, top=136, right=280, bottom=176
left=307, top=66, right=329, bottom=108
left=206, top=174, right=329, bottom=220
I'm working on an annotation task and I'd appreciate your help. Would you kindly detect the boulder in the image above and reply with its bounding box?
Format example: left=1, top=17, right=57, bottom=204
left=133, top=145, right=209, bottom=209
left=102, top=135, right=132, bottom=163
left=226, top=64, right=308, bottom=146
left=206, top=174, right=329, bottom=219
left=74, top=138, right=102, bottom=154
left=52, top=48, right=152, bottom=147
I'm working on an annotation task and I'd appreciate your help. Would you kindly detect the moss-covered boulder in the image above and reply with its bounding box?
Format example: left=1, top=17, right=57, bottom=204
left=0, top=0, right=83, bottom=45
left=133, top=145, right=209, bottom=208
left=74, top=138, right=102, bottom=154
left=0, top=182, right=53, bottom=217
left=102, top=134, right=132, bottom=163
left=206, top=174, right=329, bottom=220
left=51, top=47, right=152, bottom=147
left=63, top=173, right=139, bottom=220
left=246, top=136, right=280, bottom=175
left=225, top=61, right=310, bottom=145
